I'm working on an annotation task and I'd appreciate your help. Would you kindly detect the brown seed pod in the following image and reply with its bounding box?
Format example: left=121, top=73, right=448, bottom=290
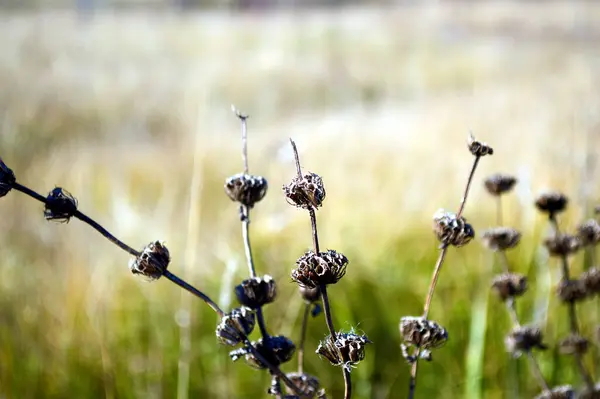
left=491, top=273, right=527, bottom=301
left=285, top=372, right=326, bottom=399
left=44, top=187, right=78, bottom=223
left=482, top=227, right=521, bottom=251
left=230, top=335, right=296, bottom=369
left=535, top=191, right=568, bottom=215
left=400, top=316, right=448, bottom=357
left=556, top=279, right=587, bottom=303
left=216, top=307, right=256, bottom=346
left=505, top=325, right=547, bottom=357
left=224, top=173, right=268, bottom=208
left=235, top=275, right=277, bottom=309
left=577, top=219, right=600, bottom=247
left=581, top=267, right=600, bottom=296
left=544, top=234, right=580, bottom=257
left=484, top=174, right=517, bottom=196
left=558, top=334, right=589, bottom=355
left=316, top=332, right=371, bottom=369
left=0, top=157, right=16, bottom=198
left=283, top=172, right=326, bottom=209
left=467, top=134, right=494, bottom=157
left=534, top=385, right=575, bottom=399
left=129, top=240, right=170, bottom=281
left=291, top=250, right=348, bottom=288
left=433, top=209, right=475, bottom=247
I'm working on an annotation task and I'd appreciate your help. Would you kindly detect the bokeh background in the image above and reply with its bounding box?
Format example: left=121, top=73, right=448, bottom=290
left=1, top=1, right=600, bottom=398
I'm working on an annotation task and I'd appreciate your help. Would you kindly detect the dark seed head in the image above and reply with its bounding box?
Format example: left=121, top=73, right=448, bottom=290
left=544, top=234, right=580, bottom=257
left=556, top=279, right=587, bottom=303
left=492, top=273, right=527, bottom=301
left=433, top=209, right=475, bottom=247
left=400, top=317, right=448, bottom=352
left=236, top=336, right=296, bottom=369
left=283, top=172, right=326, bottom=209
left=482, top=227, right=521, bottom=251
left=559, top=334, right=589, bottom=355
left=235, top=275, right=277, bottom=309
left=534, top=385, right=575, bottom=399
left=484, top=174, right=517, bottom=196
left=0, top=158, right=16, bottom=198
left=467, top=134, right=493, bottom=157
left=505, top=325, right=547, bottom=357
left=299, top=285, right=321, bottom=303
left=581, top=267, right=600, bottom=297
left=577, top=219, right=600, bottom=247
left=224, top=173, right=268, bottom=208
left=216, top=307, right=256, bottom=346
left=44, top=187, right=78, bottom=223
left=291, top=250, right=348, bottom=288
left=129, top=240, right=170, bottom=281
left=316, top=331, right=371, bottom=369
left=535, top=191, right=568, bottom=215
left=285, top=372, right=326, bottom=399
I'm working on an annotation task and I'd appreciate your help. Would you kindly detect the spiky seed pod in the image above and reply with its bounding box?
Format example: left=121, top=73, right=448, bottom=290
left=291, top=250, right=348, bottom=288
left=484, top=174, right=517, bottom=196
left=285, top=372, right=326, bottom=399
left=299, top=286, right=321, bottom=303
left=432, top=209, right=475, bottom=247
left=232, top=336, right=296, bottom=369
left=491, top=273, right=527, bottom=301
left=0, top=158, right=16, bottom=198
left=534, top=385, right=575, bottom=399
left=544, top=234, right=581, bottom=257
left=467, top=134, right=494, bottom=157
left=235, top=275, right=277, bottom=309
left=505, top=325, right=547, bottom=357
left=43, top=187, right=78, bottom=223
left=283, top=172, right=326, bottom=209
left=482, top=227, right=521, bottom=251
left=216, top=307, right=256, bottom=346
left=559, top=334, right=589, bottom=355
left=400, top=316, right=448, bottom=352
left=581, top=267, right=600, bottom=296
left=316, top=332, right=371, bottom=369
left=224, top=173, right=268, bottom=208
left=556, top=279, right=587, bottom=303
left=535, top=191, right=568, bottom=215
left=577, top=219, right=600, bottom=246
left=129, top=241, right=170, bottom=281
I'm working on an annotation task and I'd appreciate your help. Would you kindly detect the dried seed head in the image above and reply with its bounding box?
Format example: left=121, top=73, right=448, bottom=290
left=285, top=372, right=326, bottom=399
left=400, top=316, right=448, bottom=358
left=559, top=334, right=589, bottom=355
left=235, top=275, right=277, bottom=309
left=433, top=209, right=475, bottom=247
left=44, top=187, right=78, bottom=223
left=291, top=250, right=348, bottom=288
left=467, top=134, right=493, bottom=157
left=224, top=173, right=268, bottom=208
left=544, top=234, right=580, bottom=257
left=577, top=219, right=600, bottom=246
left=283, top=173, right=326, bottom=209
left=581, top=267, right=600, bottom=296
left=535, top=191, right=568, bottom=215
left=216, top=307, right=256, bottom=346
left=534, top=385, right=575, bottom=399
left=316, top=332, right=371, bottom=369
left=491, top=273, right=527, bottom=301
left=556, top=279, right=587, bottom=303
left=231, top=335, right=296, bottom=369
left=505, top=325, right=547, bottom=357
left=484, top=174, right=517, bottom=196
left=0, top=158, right=16, bottom=198
left=481, top=227, right=521, bottom=251
left=129, top=241, right=170, bottom=281
left=299, top=286, right=321, bottom=303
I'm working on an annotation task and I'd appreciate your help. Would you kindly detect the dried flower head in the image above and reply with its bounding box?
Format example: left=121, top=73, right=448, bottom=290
left=230, top=335, right=296, bottom=369
left=216, top=307, right=256, bottom=346
left=433, top=209, right=475, bottom=247
left=581, top=267, right=600, bottom=296
left=316, top=331, right=371, bottom=369
left=0, top=158, right=16, bottom=198
left=559, top=334, right=589, bottom=355
left=291, top=250, right=348, bottom=288
left=534, top=385, right=575, bottom=399
left=505, top=325, right=547, bottom=357
left=556, top=279, right=587, bottom=303
left=129, top=241, right=170, bottom=280
left=484, top=174, right=517, bottom=196
left=544, top=234, right=580, bottom=257
left=224, top=173, right=268, bottom=208
left=44, top=187, right=78, bottom=223
left=285, top=372, right=326, bottom=399
left=491, top=273, right=527, bottom=301
left=577, top=219, right=600, bottom=246
left=467, top=134, right=494, bottom=157
left=235, top=275, right=277, bottom=309
left=283, top=172, right=326, bottom=209
left=299, top=286, right=321, bottom=303
left=482, top=227, right=521, bottom=251
left=400, top=317, right=448, bottom=352
left=535, top=191, right=568, bottom=215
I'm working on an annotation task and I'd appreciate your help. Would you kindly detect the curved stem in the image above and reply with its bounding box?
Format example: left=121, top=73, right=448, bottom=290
left=320, top=285, right=336, bottom=340
left=343, top=367, right=352, bottom=399
left=422, top=246, right=449, bottom=319
left=456, top=156, right=480, bottom=218
left=297, top=303, right=311, bottom=374
left=163, top=271, right=224, bottom=317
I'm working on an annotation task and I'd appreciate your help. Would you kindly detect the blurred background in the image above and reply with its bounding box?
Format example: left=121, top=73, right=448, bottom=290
left=1, top=0, right=600, bottom=398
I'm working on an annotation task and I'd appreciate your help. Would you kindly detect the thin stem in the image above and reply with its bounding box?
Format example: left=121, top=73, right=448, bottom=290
left=297, top=303, right=311, bottom=373
left=256, top=308, right=269, bottom=338
left=456, top=156, right=480, bottom=218
left=498, top=251, right=511, bottom=274
left=241, top=205, right=257, bottom=278
left=12, top=182, right=47, bottom=203
left=233, top=107, right=250, bottom=175
left=290, top=138, right=302, bottom=178
left=343, top=367, right=352, bottom=399
left=526, top=352, right=550, bottom=391
left=408, top=360, right=419, bottom=399
left=320, top=285, right=337, bottom=340
left=308, top=208, right=320, bottom=254
left=505, top=298, right=520, bottom=326
left=163, top=271, right=224, bottom=317
left=422, top=246, right=449, bottom=319
left=270, top=375, right=283, bottom=399
left=496, top=196, right=503, bottom=226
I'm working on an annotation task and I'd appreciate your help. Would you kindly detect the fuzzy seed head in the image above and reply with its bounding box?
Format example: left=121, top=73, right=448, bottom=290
left=230, top=335, right=295, bottom=369
left=285, top=372, right=326, bottom=399
left=544, top=234, right=580, bottom=257
left=400, top=316, right=448, bottom=353
left=433, top=209, right=475, bottom=247
left=482, top=227, right=521, bottom=251
left=484, top=174, right=517, bottom=196
left=559, top=334, right=589, bottom=355
left=491, top=273, right=527, bottom=301
left=581, top=267, right=600, bottom=296
left=224, top=173, right=268, bottom=208
left=216, top=307, right=256, bottom=346
left=235, top=275, right=277, bottom=309
left=129, top=241, right=170, bottom=281
left=299, top=285, right=321, bottom=303
left=0, top=158, right=16, bottom=198
left=283, top=172, right=326, bottom=209
left=556, top=279, right=587, bottom=303
left=316, top=332, right=371, bottom=369
left=535, top=191, right=568, bottom=215
left=44, top=187, right=78, bottom=223
left=577, top=219, right=600, bottom=247
left=467, top=134, right=494, bottom=157
left=291, top=250, right=348, bottom=288
left=534, top=385, right=575, bottom=399
left=505, top=325, right=547, bottom=357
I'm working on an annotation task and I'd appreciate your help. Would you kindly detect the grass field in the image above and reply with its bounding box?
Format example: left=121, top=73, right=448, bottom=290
left=1, top=2, right=600, bottom=398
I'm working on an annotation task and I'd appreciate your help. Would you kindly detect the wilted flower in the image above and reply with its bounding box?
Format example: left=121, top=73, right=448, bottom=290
left=0, top=157, right=16, bottom=198
left=433, top=209, right=475, bottom=247
left=484, top=174, right=517, bottom=196
left=482, top=227, right=521, bottom=251
left=216, top=307, right=256, bottom=346
left=235, top=275, right=277, bottom=309
left=535, top=191, right=568, bottom=215
left=534, top=385, right=574, bottom=399
left=283, top=172, right=326, bottom=209
left=291, top=250, right=348, bottom=288
left=285, top=372, right=326, bottom=399
left=44, top=187, right=78, bottom=223
left=224, top=173, right=268, bottom=208
left=316, top=332, right=371, bottom=369
left=467, top=134, right=494, bottom=157
left=544, top=234, right=580, bottom=257
left=129, top=240, right=170, bottom=280
left=559, top=334, right=589, bottom=355
left=556, top=279, right=587, bottom=303
left=492, top=273, right=527, bottom=301
left=400, top=316, right=448, bottom=351
left=577, top=219, right=600, bottom=246
left=505, top=325, right=547, bottom=357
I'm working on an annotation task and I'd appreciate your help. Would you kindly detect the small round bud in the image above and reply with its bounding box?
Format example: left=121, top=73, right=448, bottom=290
left=400, top=317, right=448, bottom=352
left=484, top=174, right=517, bottom=196
left=283, top=172, right=326, bottom=209
left=544, top=234, right=580, bottom=257
left=285, top=372, right=326, bottom=399
left=491, top=273, right=527, bottom=301
left=224, top=173, right=268, bottom=208
left=482, top=227, right=521, bottom=251
left=291, top=250, right=348, bottom=288
left=559, top=334, right=589, bottom=355
left=129, top=240, right=170, bottom=281
left=299, top=286, right=321, bottom=303
left=0, top=158, right=16, bottom=198
left=505, top=325, right=547, bottom=357
left=534, top=385, right=575, bottom=399
left=577, top=219, right=600, bottom=247
left=556, top=279, right=587, bottom=303
left=535, top=191, right=568, bottom=215
left=235, top=275, right=277, bottom=309
left=433, top=209, right=475, bottom=247
left=467, top=134, right=493, bottom=157
left=316, top=331, right=371, bottom=369
left=44, top=187, right=78, bottom=223
left=216, top=307, right=256, bottom=346
left=581, top=267, right=600, bottom=296
left=232, top=336, right=296, bottom=369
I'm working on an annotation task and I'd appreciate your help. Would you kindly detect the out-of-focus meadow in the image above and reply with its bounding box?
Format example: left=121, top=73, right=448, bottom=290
left=1, top=1, right=600, bottom=398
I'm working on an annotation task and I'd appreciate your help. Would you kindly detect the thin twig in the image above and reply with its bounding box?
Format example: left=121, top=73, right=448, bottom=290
left=163, top=271, right=224, bottom=317
left=408, top=361, right=419, bottom=399
left=297, top=303, right=311, bottom=374
left=422, top=246, right=449, bottom=319
left=241, top=205, right=257, bottom=278
left=343, top=367, right=352, bottom=399
left=233, top=106, right=250, bottom=175
left=308, top=208, right=320, bottom=255
left=457, top=156, right=481, bottom=218
left=496, top=196, right=503, bottom=226
left=321, top=285, right=337, bottom=340
left=290, top=138, right=302, bottom=178
left=526, top=352, right=550, bottom=391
